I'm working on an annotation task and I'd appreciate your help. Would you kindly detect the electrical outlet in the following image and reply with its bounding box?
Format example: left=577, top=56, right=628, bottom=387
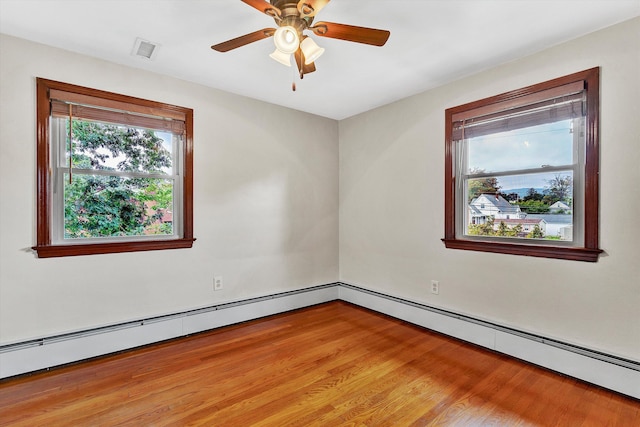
left=214, top=276, right=223, bottom=291
left=430, top=280, right=439, bottom=295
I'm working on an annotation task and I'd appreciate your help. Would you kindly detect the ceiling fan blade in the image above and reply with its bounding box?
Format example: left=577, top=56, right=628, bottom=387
left=297, top=0, right=330, bottom=18
left=294, top=48, right=316, bottom=76
left=241, top=0, right=281, bottom=17
left=311, top=21, right=390, bottom=46
left=211, top=28, right=276, bottom=52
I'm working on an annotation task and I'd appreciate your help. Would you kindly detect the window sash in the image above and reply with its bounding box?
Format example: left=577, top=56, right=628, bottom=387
left=454, top=115, right=585, bottom=246
left=459, top=171, right=577, bottom=243
left=50, top=118, right=183, bottom=244
left=52, top=118, right=181, bottom=177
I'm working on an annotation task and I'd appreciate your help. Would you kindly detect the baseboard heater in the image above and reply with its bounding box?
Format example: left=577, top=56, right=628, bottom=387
left=338, top=283, right=638, bottom=372
left=0, top=284, right=339, bottom=357
left=1, top=282, right=638, bottom=399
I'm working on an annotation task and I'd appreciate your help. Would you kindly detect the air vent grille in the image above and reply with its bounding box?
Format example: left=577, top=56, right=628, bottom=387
left=132, top=37, right=159, bottom=60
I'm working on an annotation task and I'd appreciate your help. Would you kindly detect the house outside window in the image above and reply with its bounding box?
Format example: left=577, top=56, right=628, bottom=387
left=443, top=68, right=602, bottom=262
left=34, top=78, right=195, bottom=258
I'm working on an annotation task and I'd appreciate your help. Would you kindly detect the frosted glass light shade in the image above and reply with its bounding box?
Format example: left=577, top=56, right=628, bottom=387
left=269, top=49, right=292, bottom=66
left=273, top=26, right=299, bottom=54
left=300, top=37, right=325, bottom=64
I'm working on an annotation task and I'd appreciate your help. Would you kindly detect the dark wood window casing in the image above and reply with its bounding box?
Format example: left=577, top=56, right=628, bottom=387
left=34, top=78, right=195, bottom=258
left=443, top=68, right=602, bottom=262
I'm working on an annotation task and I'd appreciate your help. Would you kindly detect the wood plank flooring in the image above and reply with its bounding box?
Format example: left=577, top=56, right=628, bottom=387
left=1, top=301, right=638, bottom=426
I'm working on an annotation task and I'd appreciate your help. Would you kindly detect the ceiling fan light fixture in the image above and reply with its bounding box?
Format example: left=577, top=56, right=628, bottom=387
left=269, top=48, right=292, bottom=66
left=300, top=37, right=325, bottom=64
left=273, top=26, right=299, bottom=54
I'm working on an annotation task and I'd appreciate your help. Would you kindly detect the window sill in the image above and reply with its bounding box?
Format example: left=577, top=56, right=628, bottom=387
left=441, top=238, right=602, bottom=262
left=32, top=238, right=196, bottom=258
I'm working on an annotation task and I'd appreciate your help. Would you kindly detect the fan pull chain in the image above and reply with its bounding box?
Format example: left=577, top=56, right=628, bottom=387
left=68, top=104, right=73, bottom=184
left=292, top=61, right=297, bottom=91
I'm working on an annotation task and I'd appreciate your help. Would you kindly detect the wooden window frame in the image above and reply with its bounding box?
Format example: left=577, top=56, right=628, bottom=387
left=442, top=68, right=602, bottom=262
left=33, top=78, right=195, bottom=258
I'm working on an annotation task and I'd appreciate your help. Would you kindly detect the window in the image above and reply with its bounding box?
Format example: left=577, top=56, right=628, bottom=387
left=443, top=68, right=601, bottom=262
left=34, top=78, right=195, bottom=258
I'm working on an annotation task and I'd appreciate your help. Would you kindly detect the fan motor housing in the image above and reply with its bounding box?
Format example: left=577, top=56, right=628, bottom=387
left=272, top=1, right=314, bottom=26
left=270, top=1, right=314, bottom=43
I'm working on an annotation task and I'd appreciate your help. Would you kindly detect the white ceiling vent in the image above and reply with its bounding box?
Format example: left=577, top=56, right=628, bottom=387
left=132, top=37, right=159, bottom=60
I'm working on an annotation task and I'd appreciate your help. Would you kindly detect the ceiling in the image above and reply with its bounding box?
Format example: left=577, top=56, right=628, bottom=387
left=1, top=0, right=638, bottom=120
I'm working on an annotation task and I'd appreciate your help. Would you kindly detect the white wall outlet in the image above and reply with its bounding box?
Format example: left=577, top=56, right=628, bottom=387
left=214, top=276, right=223, bottom=291
left=430, top=280, right=440, bottom=295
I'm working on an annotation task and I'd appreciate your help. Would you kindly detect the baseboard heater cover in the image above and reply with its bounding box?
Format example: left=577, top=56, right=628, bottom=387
left=337, top=283, right=638, bottom=371
left=0, top=284, right=341, bottom=379
left=338, top=282, right=639, bottom=399
left=1, top=282, right=637, bottom=399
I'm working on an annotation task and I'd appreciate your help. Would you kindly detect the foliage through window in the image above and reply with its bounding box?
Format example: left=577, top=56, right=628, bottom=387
left=35, top=78, right=194, bottom=257
left=443, top=68, right=602, bottom=262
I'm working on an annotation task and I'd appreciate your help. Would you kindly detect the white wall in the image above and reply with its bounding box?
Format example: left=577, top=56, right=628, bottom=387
left=339, top=18, right=640, bottom=362
left=0, top=34, right=339, bottom=344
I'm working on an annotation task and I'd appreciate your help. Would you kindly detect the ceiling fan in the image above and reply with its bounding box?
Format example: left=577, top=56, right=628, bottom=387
left=211, top=0, right=390, bottom=85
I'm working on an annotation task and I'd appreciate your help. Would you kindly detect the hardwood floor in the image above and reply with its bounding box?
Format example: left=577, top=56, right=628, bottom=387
left=1, top=301, right=638, bottom=426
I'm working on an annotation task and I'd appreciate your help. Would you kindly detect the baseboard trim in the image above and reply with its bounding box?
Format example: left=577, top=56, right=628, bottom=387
left=1, top=282, right=638, bottom=399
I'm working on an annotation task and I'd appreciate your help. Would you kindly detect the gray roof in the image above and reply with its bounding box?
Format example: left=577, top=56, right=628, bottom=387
left=469, top=205, right=484, bottom=215
left=527, top=214, right=573, bottom=224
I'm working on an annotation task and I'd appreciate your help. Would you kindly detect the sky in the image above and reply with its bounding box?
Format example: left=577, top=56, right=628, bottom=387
left=467, top=119, right=575, bottom=190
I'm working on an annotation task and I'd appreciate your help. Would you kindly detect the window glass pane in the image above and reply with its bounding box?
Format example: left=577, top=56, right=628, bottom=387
left=63, top=119, right=173, bottom=175
left=467, top=119, right=575, bottom=174
left=465, top=171, right=574, bottom=241
left=63, top=174, right=174, bottom=239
